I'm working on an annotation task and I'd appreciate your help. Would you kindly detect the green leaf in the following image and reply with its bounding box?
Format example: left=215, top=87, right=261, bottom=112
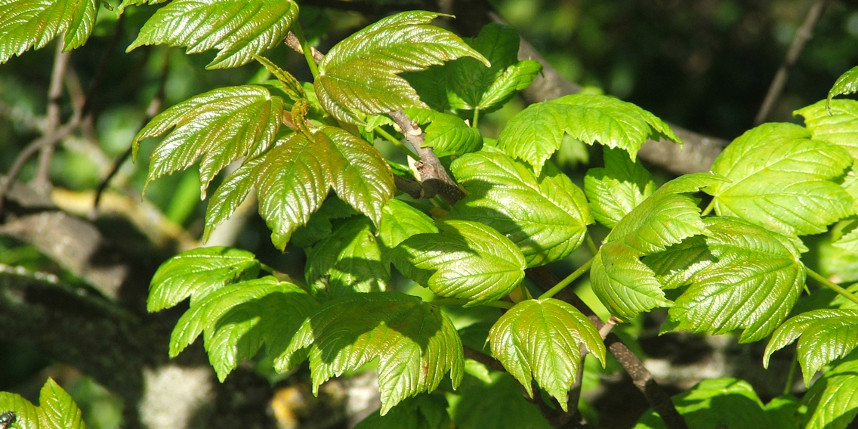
left=449, top=370, right=552, bottom=429
left=498, top=94, right=680, bottom=174
left=378, top=199, right=438, bottom=251
left=764, top=309, right=858, bottom=386
left=355, top=394, right=450, bottom=429
left=169, top=276, right=316, bottom=380
left=450, top=150, right=592, bottom=267
left=833, top=226, right=858, bottom=253
left=401, top=108, right=482, bottom=157
left=0, top=0, right=99, bottom=64
left=488, top=298, right=606, bottom=411
left=278, top=292, right=464, bottom=415
left=315, top=10, right=488, bottom=124
left=584, top=147, right=657, bottom=228
left=590, top=241, right=673, bottom=320
left=393, top=220, right=526, bottom=305
left=305, top=217, right=389, bottom=297
left=633, top=378, right=798, bottom=429
left=202, top=157, right=263, bottom=243
left=795, top=99, right=858, bottom=162
left=802, top=350, right=858, bottom=429
left=127, top=0, right=299, bottom=69
left=0, top=378, right=86, bottom=429
left=708, top=122, right=853, bottom=236
left=132, top=85, right=284, bottom=196
left=828, top=65, right=858, bottom=104
left=668, top=217, right=805, bottom=342
left=254, top=55, right=305, bottom=101
left=148, top=246, right=260, bottom=312
left=643, top=236, right=715, bottom=290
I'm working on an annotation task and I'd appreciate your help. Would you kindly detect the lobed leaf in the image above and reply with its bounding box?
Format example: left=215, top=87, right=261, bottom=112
left=393, top=220, right=527, bottom=305
left=802, top=350, right=858, bottom=429
left=584, top=147, right=657, bottom=228
left=795, top=99, right=858, bottom=162
left=148, top=246, right=260, bottom=312
left=488, top=298, right=606, bottom=410
left=449, top=370, right=551, bottom=429
left=378, top=199, right=438, bottom=251
left=449, top=149, right=592, bottom=267
left=132, top=85, right=284, bottom=197
left=0, top=0, right=99, bottom=64
left=590, top=241, right=673, bottom=320
left=643, top=236, right=715, bottom=290
left=315, top=10, right=488, bottom=124
left=277, top=292, right=464, bottom=415
left=708, top=122, right=853, bottom=236
left=498, top=94, right=680, bottom=174
left=305, top=217, right=389, bottom=297
left=764, top=308, right=858, bottom=386
left=127, top=0, right=299, bottom=69
left=828, top=65, right=858, bottom=105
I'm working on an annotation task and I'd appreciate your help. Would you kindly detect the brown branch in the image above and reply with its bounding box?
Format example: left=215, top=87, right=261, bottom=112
left=754, top=0, right=829, bottom=124
left=34, top=43, right=72, bottom=190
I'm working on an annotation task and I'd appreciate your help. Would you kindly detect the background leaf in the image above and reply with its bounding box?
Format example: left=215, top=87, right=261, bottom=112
left=393, top=220, right=526, bottom=305
left=488, top=298, right=606, bottom=410
left=450, top=149, right=592, bottom=267
left=0, top=0, right=99, bottom=64
left=315, top=10, right=488, bottom=123
left=305, top=217, right=389, bottom=297
left=829, top=65, right=858, bottom=103
left=278, top=292, right=464, bottom=415
left=127, top=0, right=299, bottom=69
left=448, top=369, right=551, bottom=429
left=354, top=394, right=450, bottom=429
left=764, top=309, right=858, bottom=386
left=802, top=350, right=858, bottom=429
left=585, top=147, right=657, bottom=228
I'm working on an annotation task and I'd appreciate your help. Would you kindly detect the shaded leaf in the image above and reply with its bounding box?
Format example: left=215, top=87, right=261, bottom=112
left=795, top=99, right=858, bottom=162
left=498, top=94, right=680, bottom=174
left=643, top=236, right=715, bottom=290
left=305, top=217, right=389, bottom=297
left=127, top=0, right=299, bottom=69
left=354, top=394, right=450, bottom=429
left=148, top=246, right=260, bottom=312
left=488, top=298, right=605, bottom=410
left=584, top=147, right=656, bottom=228
left=291, top=197, right=358, bottom=249
left=378, top=199, right=438, bottom=251
left=829, top=65, right=858, bottom=105
left=764, top=309, right=858, bottom=386
left=401, top=108, right=482, bottom=157
left=803, top=350, right=858, bottom=429
left=316, top=10, right=488, bottom=124
left=449, top=370, right=551, bottom=429
left=0, top=0, right=99, bottom=64
left=393, top=220, right=526, bottom=305
left=278, top=292, right=464, bottom=415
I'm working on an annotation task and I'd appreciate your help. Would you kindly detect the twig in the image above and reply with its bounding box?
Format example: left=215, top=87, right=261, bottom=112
left=754, top=0, right=829, bottom=124
left=34, top=42, right=72, bottom=190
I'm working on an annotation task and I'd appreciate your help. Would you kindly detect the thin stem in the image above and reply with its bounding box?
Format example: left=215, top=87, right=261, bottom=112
left=700, top=198, right=716, bottom=217
left=585, top=232, right=598, bottom=255
left=807, top=267, right=858, bottom=306
left=539, top=257, right=594, bottom=300
left=472, top=108, right=480, bottom=128
left=783, top=351, right=797, bottom=395
left=292, top=23, right=320, bottom=80
left=375, top=127, right=419, bottom=160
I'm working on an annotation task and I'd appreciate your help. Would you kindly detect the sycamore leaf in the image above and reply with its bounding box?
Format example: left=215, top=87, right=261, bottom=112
left=0, top=0, right=99, bottom=64
left=277, top=292, right=464, bottom=415
left=148, top=246, right=260, bottom=312
left=169, top=277, right=317, bottom=380
left=0, top=378, right=85, bottom=429
left=378, top=199, right=438, bottom=251
left=450, top=370, right=551, bottom=429
left=132, top=85, right=284, bottom=197
left=449, top=149, right=592, bottom=267
left=796, top=99, right=858, bottom=162
left=393, top=220, right=526, bottom=305
left=764, top=309, right=858, bottom=386
left=803, top=350, right=858, bottom=429
left=315, top=10, right=488, bottom=124
left=488, top=298, right=606, bottom=411
left=127, top=0, right=298, bottom=69
left=305, top=217, right=389, bottom=297
left=498, top=94, right=680, bottom=174
left=202, top=157, right=263, bottom=243
left=591, top=241, right=673, bottom=320
left=401, top=108, right=482, bottom=157
left=829, top=66, right=858, bottom=105
left=643, top=236, right=715, bottom=290
left=584, top=147, right=657, bottom=228
left=355, top=395, right=450, bottom=429
left=668, top=217, right=805, bottom=342
left=833, top=226, right=858, bottom=253
left=708, top=122, right=853, bottom=236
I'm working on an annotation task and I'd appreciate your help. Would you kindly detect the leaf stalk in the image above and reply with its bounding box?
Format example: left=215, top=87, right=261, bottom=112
left=806, top=267, right=858, bottom=306
left=539, top=257, right=594, bottom=300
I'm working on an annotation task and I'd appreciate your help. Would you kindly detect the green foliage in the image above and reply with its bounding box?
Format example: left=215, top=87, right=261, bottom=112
left=829, top=65, right=858, bottom=105
left=802, top=349, right=858, bottom=429
left=0, top=378, right=87, bottom=429
left=0, top=0, right=100, bottom=64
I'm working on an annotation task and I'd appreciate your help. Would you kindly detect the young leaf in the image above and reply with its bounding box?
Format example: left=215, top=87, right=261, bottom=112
left=132, top=85, right=284, bottom=197
left=393, top=220, right=527, bottom=305
left=802, top=350, right=858, bottom=429
left=488, top=298, right=606, bottom=411
left=0, top=0, right=99, bottom=64
left=0, top=378, right=86, bottom=429
left=254, top=55, right=306, bottom=101
left=378, top=199, right=438, bottom=251
left=668, top=217, right=805, bottom=342
left=764, top=309, right=858, bottom=386
left=277, top=292, right=464, bottom=415
left=401, top=108, right=482, bottom=157
left=127, top=0, right=299, bottom=69
left=795, top=99, right=858, bottom=162
left=148, top=246, right=260, bottom=312
left=828, top=65, right=858, bottom=105
left=449, top=150, right=592, bottom=267
left=591, top=241, right=673, bottom=320
left=584, top=147, right=657, bottom=228
left=315, top=10, right=488, bottom=124
left=708, top=123, right=853, bottom=236
left=305, top=217, right=389, bottom=297
left=169, top=276, right=317, bottom=380
left=498, top=94, right=680, bottom=174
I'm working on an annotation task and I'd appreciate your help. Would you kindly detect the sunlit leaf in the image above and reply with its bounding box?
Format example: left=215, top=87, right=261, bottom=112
left=254, top=55, right=305, bottom=101
left=401, top=108, right=482, bottom=157
left=127, top=0, right=299, bottom=69
left=585, top=147, right=657, bottom=228
left=315, top=10, right=488, bottom=123
left=803, top=350, right=858, bottom=429
left=795, top=99, right=858, bottom=162
left=378, top=199, right=438, bottom=251
left=498, top=94, right=680, bottom=174
left=488, top=298, right=605, bottom=410
left=305, top=217, right=389, bottom=297
left=591, top=241, right=673, bottom=320
left=764, top=309, right=858, bottom=386
left=0, top=378, right=86, bottom=429
left=0, top=0, right=99, bottom=64
left=450, top=149, right=592, bottom=267
left=828, top=66, right=858, bottom=105
left=278, top=292, right=464, bottom=415
left=148, top=246, right=260, bottom=312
